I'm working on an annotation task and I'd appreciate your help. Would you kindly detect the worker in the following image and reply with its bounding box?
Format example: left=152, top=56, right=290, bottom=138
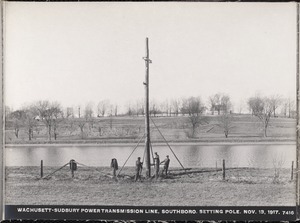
left=154, top=152, right=160, bottom=179
left=161, top=155, right=170, bottom=176
left=110, top=158, right=118, bottom=177
left=135, top=157, right=143, bottom=182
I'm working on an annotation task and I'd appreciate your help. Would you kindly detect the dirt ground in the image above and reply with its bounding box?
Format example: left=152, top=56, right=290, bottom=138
left=5, top=166, right=296, bottom=206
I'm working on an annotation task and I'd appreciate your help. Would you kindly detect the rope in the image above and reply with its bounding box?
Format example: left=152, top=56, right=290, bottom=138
left=150, top=140, right=154, bottom=161
left=150, top=117, right=186, bottom=171
left=117, top=133, right=146, bottom=176
left=142, top=146, right=146, bottom=164
left=75, top=161, right=112, bottom=175
left=42, top=163, right=69, bottom=179
left=140, top=147, right=147, bottom=176
left=74, top=161, right=88, bottom=167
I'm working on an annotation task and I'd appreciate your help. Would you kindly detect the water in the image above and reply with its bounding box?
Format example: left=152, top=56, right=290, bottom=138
left=5, top=143, right=296, bottom=168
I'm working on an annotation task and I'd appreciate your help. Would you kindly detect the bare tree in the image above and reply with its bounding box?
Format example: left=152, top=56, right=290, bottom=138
left=217, top=113, right=235, bottom=138
left=281, top=99, right=289, bottom=117
left=181, top=97, right=205, bottom=115
left=9, top=110, right=25, bottom=138
left=160, top=99, right=171, bottom=116
left=269, top=95, right=282, bottom=118
left=288, top=98, right=296, bottom=118
left=66, top=118, right=77, bottom=136
left=248, top=96, right=273, bottom=137
left=97, top=100, right=110, bottom=117
left=171, top=98, right=180, bottom=116
left=65, top=107, right=74, bottom=118
left=180, top=98, right=190, bottom=116
left=126, top=102, right=133, bottom=116
left=34, top=100, right=62, bottom=141
left=84, top=103, right=94, bottom=119
left=22, top=106, right=37, bottom=140
left=77, top=119, right=87, bottom=139
left=150, top=99, right=159, bottom=117
left=94, top=120, right=103, bottom=136
left=182, top=97, right=207, bottom=138
left=84, top=103, right=95, bottom=131
left=208, top=94, right=220, bottom=115
left=220, top=95, right=232, bottom=114
left=52, top=107, right=64, bottom=140
left=209, top=93, right=231, bottom=115
left=5, top=106, right=12, bottom=118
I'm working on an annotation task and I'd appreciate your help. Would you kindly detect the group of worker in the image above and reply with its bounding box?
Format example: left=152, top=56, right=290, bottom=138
left=135, top=152, right=170, bottom=181
left=110, top=152, right=170, bottom=181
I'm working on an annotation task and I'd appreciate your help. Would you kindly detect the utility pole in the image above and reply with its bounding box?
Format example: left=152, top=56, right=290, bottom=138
left=296, top=2, right=300, bottom=209
left=143, top=37, right=152, bottom=178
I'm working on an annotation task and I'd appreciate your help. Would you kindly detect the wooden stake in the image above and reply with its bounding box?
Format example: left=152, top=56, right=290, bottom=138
left=222, top=159, right=225, bottom=180
left=40, top=160, right=43, bottom=178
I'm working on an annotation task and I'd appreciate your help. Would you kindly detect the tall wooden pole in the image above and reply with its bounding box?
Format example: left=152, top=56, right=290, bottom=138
left=144, top=37, right=151, bottom=178
left=296, top=2, right=300, bottom=208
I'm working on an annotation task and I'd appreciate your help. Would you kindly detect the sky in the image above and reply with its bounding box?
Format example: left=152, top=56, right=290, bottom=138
left=4, top=2, right=297, bottom=113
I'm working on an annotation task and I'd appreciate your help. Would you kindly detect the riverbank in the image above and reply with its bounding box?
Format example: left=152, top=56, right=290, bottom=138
left=5, top=115, right=296, bottom=145
left=5, top=166, right=295, bottom=206
left=5, top=140, right=296, bottom=148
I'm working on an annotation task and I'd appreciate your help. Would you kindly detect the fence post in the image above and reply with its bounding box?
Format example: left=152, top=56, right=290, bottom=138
left=291, top=161, right=294, bottom=181
left=216, top=160, right=217, bottom=171
left=222, top=159, right=225, bottom=180
left=40, top=160, right=43, bottom=178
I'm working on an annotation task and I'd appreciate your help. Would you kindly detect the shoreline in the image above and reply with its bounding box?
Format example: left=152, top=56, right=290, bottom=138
left=5, top=140, right=296, bottom=147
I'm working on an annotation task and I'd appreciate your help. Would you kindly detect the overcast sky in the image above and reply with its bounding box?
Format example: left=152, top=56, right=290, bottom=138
left=4, top=2, right=297, bottom=113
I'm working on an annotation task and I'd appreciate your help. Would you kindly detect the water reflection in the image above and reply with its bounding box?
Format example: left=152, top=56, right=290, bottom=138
left=5, top=144, right=296, bottom=168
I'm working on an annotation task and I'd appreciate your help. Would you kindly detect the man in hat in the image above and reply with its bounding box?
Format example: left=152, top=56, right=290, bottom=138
left=161, top=155, right=170, bottom=176
left=154, top=152, right=160, bottom=179
left=135, top=157, right=143, bottom=182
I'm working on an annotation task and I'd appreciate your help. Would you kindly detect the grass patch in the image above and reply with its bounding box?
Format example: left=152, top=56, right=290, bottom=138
left=5, top=166, right=295, bottom=206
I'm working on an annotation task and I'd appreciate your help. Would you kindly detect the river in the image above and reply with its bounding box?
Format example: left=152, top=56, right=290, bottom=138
left=5, top=143, right=296, bottom=168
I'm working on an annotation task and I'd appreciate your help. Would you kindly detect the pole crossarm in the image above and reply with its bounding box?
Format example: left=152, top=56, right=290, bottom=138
left=142, top=57, right=152, bottom=63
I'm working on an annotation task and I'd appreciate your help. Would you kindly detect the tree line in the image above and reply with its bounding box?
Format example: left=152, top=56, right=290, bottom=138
left=5, top=93, right=296, bottom=141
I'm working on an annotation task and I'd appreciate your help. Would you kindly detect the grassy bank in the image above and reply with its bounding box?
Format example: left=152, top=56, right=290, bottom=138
left=5, top=166, right=295, bottom=206
left=5, top=115, right=296, bottom=145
